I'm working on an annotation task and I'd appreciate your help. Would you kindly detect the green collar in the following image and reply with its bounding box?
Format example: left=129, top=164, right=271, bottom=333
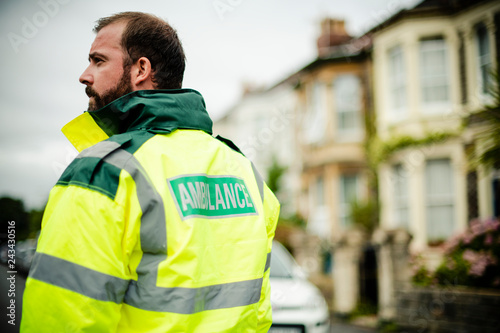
left=62, top=89, right=213, bottom=152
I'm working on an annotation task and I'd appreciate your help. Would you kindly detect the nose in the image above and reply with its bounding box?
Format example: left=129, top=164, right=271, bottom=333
left=79, top=65, right=93, bottom=85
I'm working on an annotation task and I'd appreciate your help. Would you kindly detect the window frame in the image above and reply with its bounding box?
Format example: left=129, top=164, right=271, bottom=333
left=392, top=164, right=410, bottom=229
left=333, top=74, right=363, bottom=141
left=388, top=44, right=408, bottom=120
left=339, top=173, right=360, bottom=228
left=474, top=22, right=493, bottom=101
left=425, top=158, right=455, bottom=242
left=418, top=36, right=451, bottom=112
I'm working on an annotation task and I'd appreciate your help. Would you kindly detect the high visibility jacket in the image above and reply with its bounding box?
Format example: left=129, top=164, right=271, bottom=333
left=21, top=89, right=280, bottom=332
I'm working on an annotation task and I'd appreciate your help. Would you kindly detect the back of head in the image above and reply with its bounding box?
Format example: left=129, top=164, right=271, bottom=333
left=94, top=12, right=186, bottom=89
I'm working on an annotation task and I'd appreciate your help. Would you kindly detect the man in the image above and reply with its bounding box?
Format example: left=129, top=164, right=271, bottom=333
left=21, top=12, right=279, bottom=333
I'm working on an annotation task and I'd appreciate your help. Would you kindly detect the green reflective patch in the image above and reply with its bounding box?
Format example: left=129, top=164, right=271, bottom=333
left=57, top=157, right=121, bottom=200
left=167, top=174, right=257, bottom=220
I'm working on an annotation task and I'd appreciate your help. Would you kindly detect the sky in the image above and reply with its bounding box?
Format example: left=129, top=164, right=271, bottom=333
left=0, top=0, right=421, bottom=209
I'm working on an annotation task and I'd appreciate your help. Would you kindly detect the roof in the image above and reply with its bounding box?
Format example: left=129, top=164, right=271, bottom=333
left=267, top=36, right=372, bottom=90
left=368, top=0, right=495, bottom=34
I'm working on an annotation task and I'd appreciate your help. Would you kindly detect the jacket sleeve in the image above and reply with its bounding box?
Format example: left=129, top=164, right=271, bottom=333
left=21, top=159, right=137, bottom=332
left=256, top=184, right=280, bottom=332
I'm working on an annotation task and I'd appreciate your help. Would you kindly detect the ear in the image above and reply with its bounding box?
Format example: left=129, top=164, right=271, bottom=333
left=131, top=57, right=155, bottom=90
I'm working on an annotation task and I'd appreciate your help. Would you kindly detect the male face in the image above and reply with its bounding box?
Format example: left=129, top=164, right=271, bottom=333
left=79, top=22, right=133, bottom=111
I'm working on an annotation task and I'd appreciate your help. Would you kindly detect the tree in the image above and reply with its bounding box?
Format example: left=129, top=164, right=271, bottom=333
left=28, top=207, right=44, bottom=238
left=266, top=156, right=287, bottom=194
left=470, top=71, right=500, bottom=168
left=0, top=196, right=30, bottom=242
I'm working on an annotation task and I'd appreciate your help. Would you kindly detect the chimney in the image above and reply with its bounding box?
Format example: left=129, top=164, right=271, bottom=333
left=316, top=18, right=352, bottom=57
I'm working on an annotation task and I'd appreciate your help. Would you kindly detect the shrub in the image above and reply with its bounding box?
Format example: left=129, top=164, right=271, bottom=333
left=411, top=218, right=500, bottom=289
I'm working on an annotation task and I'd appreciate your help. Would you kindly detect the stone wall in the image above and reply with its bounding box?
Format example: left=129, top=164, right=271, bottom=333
left=396, top=287, right=500, bottom=333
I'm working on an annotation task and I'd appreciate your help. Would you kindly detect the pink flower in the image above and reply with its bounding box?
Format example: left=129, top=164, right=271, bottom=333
left=471, top=220, right=484, bottom=236
left=484, top=218, right=500, bottom=232
left=470, top=260, right=487, bottom=276
left=462, top=249, right=478, bottom=263
left=444, top=234, right=462, bottom=253
left=463, top=250, right=496, bottom=277
left=463, top=233, right=473, bottom=244
left=484, top=233, right=493, bottom=245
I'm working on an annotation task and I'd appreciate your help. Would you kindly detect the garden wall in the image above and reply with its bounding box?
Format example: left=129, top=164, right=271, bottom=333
left=395, top=287, right=500, bottom=332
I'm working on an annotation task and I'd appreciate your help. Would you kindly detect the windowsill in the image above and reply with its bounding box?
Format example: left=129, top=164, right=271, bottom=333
left=420, top=101, right=452, bottom=115
left=427, top=239, right=447, bottom=248
left=335, top=131, right=364, bottom=143
left=388, top=109, right=409, bottom=121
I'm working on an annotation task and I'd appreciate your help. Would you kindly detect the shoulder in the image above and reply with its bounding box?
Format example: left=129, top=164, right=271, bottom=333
left=56, top=131, right=156, bottom=200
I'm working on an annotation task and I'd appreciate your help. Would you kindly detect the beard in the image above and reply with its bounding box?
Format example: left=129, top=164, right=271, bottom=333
left=85, top=66, right=133, bottom=111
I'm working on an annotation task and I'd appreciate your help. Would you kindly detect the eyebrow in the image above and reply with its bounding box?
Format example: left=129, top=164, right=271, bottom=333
left=88, top=52, right=108, bottom=62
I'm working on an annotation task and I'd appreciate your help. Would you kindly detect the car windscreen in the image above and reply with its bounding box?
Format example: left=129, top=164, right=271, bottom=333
left=269, top=242, right=295, bottom=278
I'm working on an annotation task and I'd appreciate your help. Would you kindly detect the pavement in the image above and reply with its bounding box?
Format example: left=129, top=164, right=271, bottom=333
left=331, top=322, right=377, bottom=333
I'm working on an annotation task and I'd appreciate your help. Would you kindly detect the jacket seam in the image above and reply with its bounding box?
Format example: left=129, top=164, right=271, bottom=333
left=56, top=180, right=116, bottom=200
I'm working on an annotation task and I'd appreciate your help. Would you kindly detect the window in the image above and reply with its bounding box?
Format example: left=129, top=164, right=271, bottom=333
left=339, top=174, right=359, bottom=228
left=475, top=23, right=492, bottom=96
left=308, top=175, right=329, bottom=237
left=316, top=176, right=325, bottom=207
left=419, top=37, right=450, bottom=106
left=305, top=82, right=325, bottom=143
left=425, top=159, right=455, bottom=241
left=392, top=164, right=409, bottom=229
left=388, top=45, right=407, bottom=115
left=334, top=75, right=362, bottom=138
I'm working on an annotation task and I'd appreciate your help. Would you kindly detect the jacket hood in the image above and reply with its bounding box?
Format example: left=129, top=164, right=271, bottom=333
left=62, top=89, right=213, bottom=152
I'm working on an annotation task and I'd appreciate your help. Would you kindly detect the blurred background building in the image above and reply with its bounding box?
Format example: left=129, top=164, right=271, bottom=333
left=214, top=0, right=500, bottom=328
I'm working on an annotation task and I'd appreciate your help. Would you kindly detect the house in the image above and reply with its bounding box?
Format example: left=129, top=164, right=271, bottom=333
left=214, top=0, right=500, bottom=320
left=372, top=0, right=499, bottom=252
left=287, top=19, right=380, bottom=314
left=294, top=18, right=374, bottom=241
left=370, top=0, right=500, bottom=320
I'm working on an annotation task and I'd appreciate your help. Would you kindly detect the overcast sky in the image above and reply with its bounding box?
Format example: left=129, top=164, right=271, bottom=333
left=0, top=0, right=421, bottom=209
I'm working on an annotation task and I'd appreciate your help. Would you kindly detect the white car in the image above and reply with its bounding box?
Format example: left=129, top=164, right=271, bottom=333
left=269, top=241, right=330, bottom=333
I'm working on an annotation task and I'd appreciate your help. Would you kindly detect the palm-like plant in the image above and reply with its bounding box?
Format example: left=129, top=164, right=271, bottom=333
left=470, top=71, right=500, bottom=169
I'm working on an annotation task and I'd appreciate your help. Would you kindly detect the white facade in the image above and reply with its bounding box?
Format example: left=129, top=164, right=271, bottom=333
left=373, top=1, right=500, bottom=251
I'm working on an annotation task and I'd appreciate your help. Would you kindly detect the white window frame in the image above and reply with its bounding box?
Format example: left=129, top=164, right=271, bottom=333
left=388, top=45, right=407, bottom=120
left=339, top=174, right=360, bottom=229
left=419, top=37, right=451, bottom=112
left=333, top=74, right=363, bottom=141
left=307, top=175, right=330, bottom=238
left=475, top=23, right=493, bottom=103
left=316, top=175, right=325, bottom=208
left=425, top=159, right=455, bottom=242
left=304, top=82, right=325, bottom=144
left=392, top=164, right=409, bottom=229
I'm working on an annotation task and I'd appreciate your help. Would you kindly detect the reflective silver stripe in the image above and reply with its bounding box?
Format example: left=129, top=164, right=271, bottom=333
left=78, top=140, right=121, bottom=159
left=102, top=149, right=167, bottom=255
left=264, top=252, right=271, bottom=272
left=125, top=278, right=263, bottom=314
left=251, top=162, right=264, bottom=203
left=101, top=148, right=169, bottom=303
left=29, top=252, right=129, bottom=304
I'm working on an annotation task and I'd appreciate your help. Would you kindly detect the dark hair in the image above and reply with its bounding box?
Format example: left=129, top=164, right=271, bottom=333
left=94, top=12, right=185, bottom=89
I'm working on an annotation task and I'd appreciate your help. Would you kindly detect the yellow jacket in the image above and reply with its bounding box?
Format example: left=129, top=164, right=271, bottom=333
left=21, top=89, right=280, bottom=332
